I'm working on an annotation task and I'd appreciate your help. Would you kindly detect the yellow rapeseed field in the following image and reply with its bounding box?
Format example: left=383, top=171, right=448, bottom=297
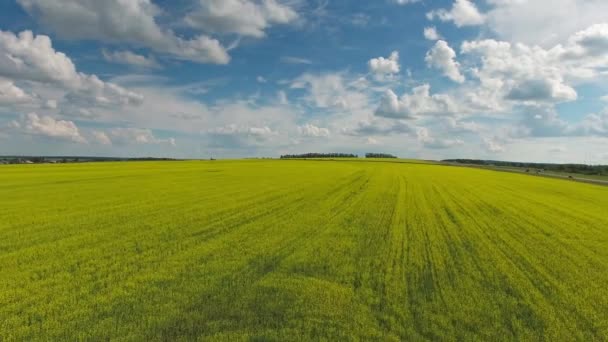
left=1, top=159, right=607, bottom=340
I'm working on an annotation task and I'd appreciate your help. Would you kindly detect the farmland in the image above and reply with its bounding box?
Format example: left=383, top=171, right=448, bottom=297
left=1, top=160, right=607, bottom=341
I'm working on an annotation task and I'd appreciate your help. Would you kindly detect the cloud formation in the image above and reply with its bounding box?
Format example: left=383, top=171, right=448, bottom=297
left=425, top=40, right=465, bottom=83
left=17, top=0, right=230, bottom=64
left=185, top=0, right=298, bottom=38
left=427, top=0, right=484, bottom=27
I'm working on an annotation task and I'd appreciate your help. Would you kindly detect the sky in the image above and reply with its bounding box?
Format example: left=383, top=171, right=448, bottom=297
left=1, top=0, right=608, bottom=163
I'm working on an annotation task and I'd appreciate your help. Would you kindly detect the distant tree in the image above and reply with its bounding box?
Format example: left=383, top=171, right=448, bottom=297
left=280, top=153, right=358, bottom=159
left=365, top=153, right=397, bottom=159
left=443, top=159, right=608, bottom=176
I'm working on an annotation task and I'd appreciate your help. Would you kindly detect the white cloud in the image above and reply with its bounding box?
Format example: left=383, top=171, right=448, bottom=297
left=0, top=78, right=33, bottom=105
left=108, top=128, right=175, bottom=146
left=417, top=126, right=464, bottom=149
left=425, top=40, right=465, bottom=83
left=423, top=27, right=442, bottom=41
left=0, top=30, right=82, bottom=86
left=0, top=30, right=143, bottom=111
left=393, top=0, right=420, bottom=4
left=375, top=85, right=458, bottom=119
left=290, top=73, right=368, bottom=111
left=549, top=146, right=567, bottom=153
left=350, top=13, right=370, bottom=27
left=483, top=137, right=505, bottom=153
left=92, top=131, right=112, bottom=145
left=563, top=24, right=608, bottom=61
left=298, top=123, right=330, bottom=138
left=368, top=51, right=400, bottom=75
left=365, top=137, right=380, bottom=145
left=427, top=0, right=484, bottom=27
left=346, top=118, right=414, bottom=136
left=185, top=0, right=298, bottom=38
left=442, top=117, right=482, bottom=133
left=575, top=110, right=608, bottom=137
left=17, top=0, right=230, bottom=64
left=505, top=79, right=577, bottom=102
left=281, top=56, right=313, bottom=65
left=44, top=99, right=57, bottom=109
left=454, top=24, right=608, bottom=115
left=15, top=113, right=86, bottom=143
left=207, top=124, right=279, bottom=145
left=256, top=76, right=267, bottom=83
left=277, top=90, right=288, bottom=105
left=102, top=50, right=160, bottom=69
left=461, top=39, right=581, bottom=105
left=510, top=105, right=608, bottom=139
left=485, top=0, right=608, bottom=47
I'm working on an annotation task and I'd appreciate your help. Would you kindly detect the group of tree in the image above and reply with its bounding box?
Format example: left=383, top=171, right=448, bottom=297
left=443, top=159, right=608, bottom=176
left=280, top=153, right=358, bottom=159
left=365, top=153, right=397, bottom=159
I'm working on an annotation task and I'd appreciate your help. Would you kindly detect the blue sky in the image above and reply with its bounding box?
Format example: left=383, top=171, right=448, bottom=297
left=1, top=0, right=608, bottom=163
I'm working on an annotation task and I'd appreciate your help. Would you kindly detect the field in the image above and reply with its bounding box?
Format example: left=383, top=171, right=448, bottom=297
left=1, top=159, right=607, bottom=341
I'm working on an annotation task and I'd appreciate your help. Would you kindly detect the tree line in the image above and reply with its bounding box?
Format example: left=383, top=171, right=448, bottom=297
left=443, top=159, right=608, bottom=176
left=365, top=153, right=397, bottom=159
left=280, top=153, right=358, bottom=159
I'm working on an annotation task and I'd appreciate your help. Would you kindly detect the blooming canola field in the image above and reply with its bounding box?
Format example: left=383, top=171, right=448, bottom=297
left=1, top=159, right=607, bottom=341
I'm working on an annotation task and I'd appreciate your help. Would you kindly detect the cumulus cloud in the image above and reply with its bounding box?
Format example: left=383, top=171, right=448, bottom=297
left=417, top=126, right=463, bottom=149
left=366, top=137, right=380, bottom=145
left=375, top=85, right=457, bottom=119
left=0, top=30, right=143, bottom=111
left=483, top=136, right=505, bottom=153
left=209, top=125, right=275, bottom=137
left=508, top=105, right=608, bottom=139
left=92, top=131, right=112, bottom=145
left=102, top=50, right=160, bottom=69
left=427, top=0, right=484, bottom=27
left=108, top=128, right=176, bottom=146
left=485, top=0, right=608, bottom=46
left=562, top=24, right=608, bottom=61
left=576, top=110, right=608, bottom=137
left=442, top=117, right=482, bottom=134
left=505, top=79, right=577, bottom=102
left=454, top=24, right=608, bottom=114
left=185, top=0, right=298, bottom=38
left=290, top=73, right=368, bottom=111
left=0, top=78, right=33, bottom=105
left=425, top=40, right=465, bottom=83
left=298, top=124, right=330, bottom=138
left=424, top=27, right=442, bottom=41
left=345, top=118, right=414, bottom=136
left=13, top=113, right=86, bottom=143
left=368, top=51, right=400, bottom=76
left=207, top=124, right=279, bottom=146
left=461, top=39, right=581, bottom=105
left=17, top=0, right=230, bottom=64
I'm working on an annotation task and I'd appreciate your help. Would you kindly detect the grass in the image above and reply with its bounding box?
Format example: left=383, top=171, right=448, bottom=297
left=1, top=159, right=607, bottom=341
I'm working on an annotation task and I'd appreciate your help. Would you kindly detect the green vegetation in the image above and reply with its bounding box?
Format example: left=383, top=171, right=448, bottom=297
left=365, top=153, right=397, bottom=159
left=1, top=160, right=607, bottom=341
left=280, top=153, right=358, bottom=159
left=444, top=159, right=608, bottom=177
